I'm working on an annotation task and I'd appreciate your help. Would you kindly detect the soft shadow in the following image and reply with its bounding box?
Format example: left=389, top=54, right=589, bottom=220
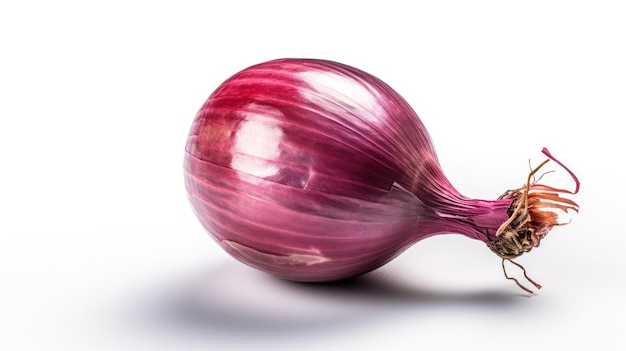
left=129, top=261, right=531, bottom=337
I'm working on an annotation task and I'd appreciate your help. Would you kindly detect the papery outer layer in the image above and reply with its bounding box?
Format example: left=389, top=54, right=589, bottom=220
left=184, top=59, right=512, bottom=281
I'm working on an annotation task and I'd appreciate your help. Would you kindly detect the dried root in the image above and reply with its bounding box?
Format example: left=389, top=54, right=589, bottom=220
left=488, top=148, right=580, bottom=293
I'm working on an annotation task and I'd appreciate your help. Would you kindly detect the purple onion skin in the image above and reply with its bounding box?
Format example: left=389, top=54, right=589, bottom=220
left=184, top=59, right=511, bottom=282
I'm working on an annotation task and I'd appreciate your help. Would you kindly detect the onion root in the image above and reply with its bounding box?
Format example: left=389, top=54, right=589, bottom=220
left=488, top=148, right=580, bottom=293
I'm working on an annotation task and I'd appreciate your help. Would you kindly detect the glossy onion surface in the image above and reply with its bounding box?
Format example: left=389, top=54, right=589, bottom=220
left=184, top=59, right=510, bottom=282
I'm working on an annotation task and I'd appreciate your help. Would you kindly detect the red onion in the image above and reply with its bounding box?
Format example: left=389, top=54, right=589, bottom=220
left=184, top=58, right=579, bottom=292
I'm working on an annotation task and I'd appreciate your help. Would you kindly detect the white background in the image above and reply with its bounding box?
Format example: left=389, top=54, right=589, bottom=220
left=1, top=1, right=624, bottom=350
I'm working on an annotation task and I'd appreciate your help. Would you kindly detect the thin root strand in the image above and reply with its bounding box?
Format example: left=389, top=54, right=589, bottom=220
left=502, top=258, right=541, bottom=294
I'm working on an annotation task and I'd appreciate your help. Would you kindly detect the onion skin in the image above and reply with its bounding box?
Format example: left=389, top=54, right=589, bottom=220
left=184, top=58, right=573, bottom=282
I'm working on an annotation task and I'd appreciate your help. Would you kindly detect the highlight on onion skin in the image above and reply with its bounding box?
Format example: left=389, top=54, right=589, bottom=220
left=184, top=58, right=579, bottom=292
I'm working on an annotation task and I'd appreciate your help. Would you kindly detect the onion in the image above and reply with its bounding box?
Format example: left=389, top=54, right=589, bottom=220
left=184, top=58, right=579, bottom=292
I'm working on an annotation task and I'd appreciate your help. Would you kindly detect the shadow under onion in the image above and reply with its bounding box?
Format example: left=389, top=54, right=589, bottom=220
left=131, top=261, right=530, bottom=337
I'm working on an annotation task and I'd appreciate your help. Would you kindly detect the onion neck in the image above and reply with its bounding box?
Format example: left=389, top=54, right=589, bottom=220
left=422, top=195, right=513, bottom=243
left=414, top=149, right=580, bottom=259
left=403, top=150, right=579, bottom=294
left=403, top=156, right=512, bottom=243
left=403, top=160, right=513, bottom=243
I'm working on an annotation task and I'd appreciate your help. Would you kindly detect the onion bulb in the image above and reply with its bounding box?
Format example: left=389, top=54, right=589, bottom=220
left=184, top=58, right=579, bottom=292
